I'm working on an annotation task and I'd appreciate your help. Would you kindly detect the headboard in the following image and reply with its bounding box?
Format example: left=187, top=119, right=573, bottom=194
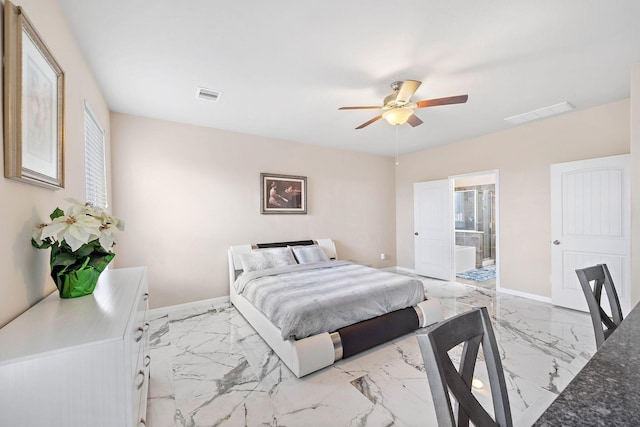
left=228, top=239, right=337, bottom=285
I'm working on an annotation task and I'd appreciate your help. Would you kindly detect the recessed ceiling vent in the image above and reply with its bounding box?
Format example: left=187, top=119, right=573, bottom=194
left=196, top=87, right=222, bottom=103
left=504, top=101, right=574, bottom=125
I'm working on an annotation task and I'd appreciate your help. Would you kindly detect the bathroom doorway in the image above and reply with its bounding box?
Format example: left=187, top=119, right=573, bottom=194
left=452, top=171, right=499, bottom=290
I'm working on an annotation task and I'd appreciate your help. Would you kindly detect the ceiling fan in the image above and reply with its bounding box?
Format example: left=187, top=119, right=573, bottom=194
left=339, top=80, right=468, bottom=129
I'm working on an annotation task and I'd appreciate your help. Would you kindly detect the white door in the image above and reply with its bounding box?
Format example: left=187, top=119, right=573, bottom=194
left=414, top=179, right=454, bottom=280
left=551, top=155, right=630, bottom=314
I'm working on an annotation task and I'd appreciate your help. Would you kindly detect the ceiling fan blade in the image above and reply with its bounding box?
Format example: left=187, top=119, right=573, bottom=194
left=395, top=80, right=422, bottom=103
left=414, top=94, right=469, bottom=109
left=338, top=106, right=383, bottom=110
left=355, top=114, right=383, bottom=129
left=407, top=114, right=423, bottom=127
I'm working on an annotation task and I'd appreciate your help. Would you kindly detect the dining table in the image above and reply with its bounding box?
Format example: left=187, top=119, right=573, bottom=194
left=534, top=301, right=640, bottom=426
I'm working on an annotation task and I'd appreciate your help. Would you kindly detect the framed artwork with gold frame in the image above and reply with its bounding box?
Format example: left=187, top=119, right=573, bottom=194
left=260, top=173, right=307, bottom=214
left=3, top=0, right=65, bottom=189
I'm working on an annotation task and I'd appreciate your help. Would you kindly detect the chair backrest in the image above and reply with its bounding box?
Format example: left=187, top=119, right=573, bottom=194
left=417, top=307, right=512, bottom=427
left=575, top=264, right=623, bottom=348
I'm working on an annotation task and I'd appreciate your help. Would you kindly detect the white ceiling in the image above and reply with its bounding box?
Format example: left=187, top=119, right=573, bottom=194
left=58, top=1, right=640, bottom=156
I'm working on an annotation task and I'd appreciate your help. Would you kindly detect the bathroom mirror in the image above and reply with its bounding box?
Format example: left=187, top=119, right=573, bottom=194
left=455, top=190, right=477, bottom=230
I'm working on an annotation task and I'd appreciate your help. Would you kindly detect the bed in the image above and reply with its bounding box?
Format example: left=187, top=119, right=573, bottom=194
left=228, top=239, right=442, bottom=377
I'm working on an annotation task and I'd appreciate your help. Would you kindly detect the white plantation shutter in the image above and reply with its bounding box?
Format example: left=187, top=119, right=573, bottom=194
left=84, top=104, right=107, bottom=208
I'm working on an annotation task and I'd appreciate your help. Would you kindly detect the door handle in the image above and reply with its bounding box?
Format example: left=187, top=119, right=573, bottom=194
left=553, top=240, right=560, bottom=245
left=414, top=232, right=419, bottom=236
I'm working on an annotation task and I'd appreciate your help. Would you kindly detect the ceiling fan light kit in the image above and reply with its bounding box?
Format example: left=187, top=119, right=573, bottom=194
left=339, top=80, right=468, bottom=129
left=383, top=107, right=413, bottom=126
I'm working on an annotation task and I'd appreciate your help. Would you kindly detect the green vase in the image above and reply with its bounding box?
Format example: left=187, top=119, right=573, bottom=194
left=51, top=250, right=115, bottom=298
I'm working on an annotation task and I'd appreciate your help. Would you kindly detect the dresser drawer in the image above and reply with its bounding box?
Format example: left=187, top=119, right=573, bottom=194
left=131, top=326, right=150, bottom=403
left=134, top=358, right=151, bottom=427
left=131, top=359, right=149, bottom=426
left=130, top=287, right=149, bottom=378
left=131, top=281, right=150, bottom=426
left=0, top=267, right=150, bottom=427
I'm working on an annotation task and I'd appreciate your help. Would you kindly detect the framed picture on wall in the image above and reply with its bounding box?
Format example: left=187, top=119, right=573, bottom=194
left=260, top=173, right=307, bottom=214
left=3, top=0, right=65, bottom=189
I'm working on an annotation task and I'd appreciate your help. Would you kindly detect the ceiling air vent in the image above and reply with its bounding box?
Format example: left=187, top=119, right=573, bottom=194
left=196, top=87, right=222, bottom=103
left=504, top=101, right=574, bottom=125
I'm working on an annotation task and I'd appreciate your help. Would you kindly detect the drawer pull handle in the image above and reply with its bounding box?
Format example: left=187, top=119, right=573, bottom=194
left=145, top=355, right=151, bottom=367
left=136, top=369, right=146, bottom=389
left=143, top=322, right=150, bottom=331
left=144, top=292, right=149, bottom=301
left=134, top=327, right=144, bottom=342
left=139, top=418, right=146, bottom=426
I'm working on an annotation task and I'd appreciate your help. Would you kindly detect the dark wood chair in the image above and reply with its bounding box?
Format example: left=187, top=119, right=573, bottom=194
left=575, top=264, right=623, bottom=348
left=417, top=306, right=512, bottom=427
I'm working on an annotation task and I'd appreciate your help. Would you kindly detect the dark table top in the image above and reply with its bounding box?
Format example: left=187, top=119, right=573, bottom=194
left=534, top=302, right=640, bottom=426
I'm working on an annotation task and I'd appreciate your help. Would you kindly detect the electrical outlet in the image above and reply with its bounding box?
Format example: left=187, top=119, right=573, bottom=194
left=380, top=253, right=387, bottom=260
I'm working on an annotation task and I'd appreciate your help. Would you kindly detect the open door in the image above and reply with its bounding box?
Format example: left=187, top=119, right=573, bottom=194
left=414, top=179, right=454, bottom=280
left=551, top=155, right=630, bottom=314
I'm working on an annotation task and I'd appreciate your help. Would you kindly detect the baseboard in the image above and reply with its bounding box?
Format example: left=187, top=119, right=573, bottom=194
left=388, top=266, right=551, bottom=304
left=149, top=295, right=230, bottom=317
left=497, top=287, right=552, bottom=304
left=391, top=266, right=416, bottom=274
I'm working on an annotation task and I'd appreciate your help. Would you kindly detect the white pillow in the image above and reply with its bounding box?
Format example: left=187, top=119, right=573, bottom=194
left=290, top=245, right=330, bottom=264
left=240, top=247, right=297, bottom=272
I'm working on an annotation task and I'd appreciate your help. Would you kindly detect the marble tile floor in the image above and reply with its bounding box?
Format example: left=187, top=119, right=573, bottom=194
left=454, top=276, right=496, bottom=290
left=146, top=277, right=596, bottom=427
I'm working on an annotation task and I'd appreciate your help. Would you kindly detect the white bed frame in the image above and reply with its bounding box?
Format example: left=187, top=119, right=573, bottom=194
left=228, top=238, right=442, bottom=377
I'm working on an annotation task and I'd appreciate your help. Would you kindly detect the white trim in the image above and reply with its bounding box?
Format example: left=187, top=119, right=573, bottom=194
left=148, top=295, right=230, bottom=318
left=497, top=287, right=552, bottom=304
left=396, top=262, right=552, bottom=305
left=449, top=169, right=499, bottom=181
left=450, top=169, right=500, bottom=291
left=495, top=170, right=501, bottom=291
left=393, top=266, right=417, bottom=274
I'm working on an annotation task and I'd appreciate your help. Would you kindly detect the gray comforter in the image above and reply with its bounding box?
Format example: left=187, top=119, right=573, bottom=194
left=235, top=261, right=425, bottom=340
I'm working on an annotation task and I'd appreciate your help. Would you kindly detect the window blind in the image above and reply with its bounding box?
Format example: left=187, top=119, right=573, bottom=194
left=84, top=105, right=107, bottom=208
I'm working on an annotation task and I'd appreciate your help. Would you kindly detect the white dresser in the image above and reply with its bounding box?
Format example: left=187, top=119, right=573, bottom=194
left=0, top=267, right=150, bottom=427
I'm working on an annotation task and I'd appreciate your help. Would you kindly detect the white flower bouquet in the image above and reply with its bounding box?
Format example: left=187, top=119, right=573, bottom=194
left=32, top=199, right=124, bottom=298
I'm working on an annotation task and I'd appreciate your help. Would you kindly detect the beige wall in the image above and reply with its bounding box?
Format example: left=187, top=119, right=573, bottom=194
left=1, top=3, right=634, bottom=321
left=0, top=0, right=111, bottom=327
left=110, top=113, right=396, bottom=309
left=396, top=99, right=630, bottom=298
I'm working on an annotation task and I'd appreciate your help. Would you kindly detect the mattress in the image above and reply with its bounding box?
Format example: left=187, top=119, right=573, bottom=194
left=235, top=260, right=425, bottom=340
